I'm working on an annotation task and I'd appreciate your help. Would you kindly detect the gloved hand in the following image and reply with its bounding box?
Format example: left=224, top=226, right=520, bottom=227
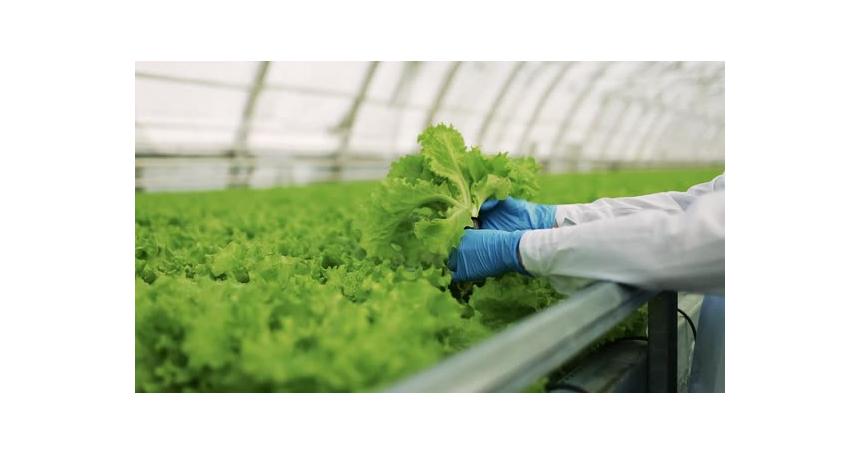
left=448, top=229, right=527, bottom=282
left=478, top=197, right=557, bottom=231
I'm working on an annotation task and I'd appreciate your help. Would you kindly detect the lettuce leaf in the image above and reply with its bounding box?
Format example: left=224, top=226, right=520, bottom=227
left=361, top=124, right=540, bottom=266
left=135, top=162, right=720, bottom=391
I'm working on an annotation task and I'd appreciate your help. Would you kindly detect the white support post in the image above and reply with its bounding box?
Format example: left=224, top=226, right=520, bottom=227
left=229, top=61, right=270, bottom=187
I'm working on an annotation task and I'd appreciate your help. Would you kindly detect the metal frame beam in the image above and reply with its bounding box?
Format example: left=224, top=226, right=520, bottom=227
left=575, top=61, right=724, bottom=163
left=423, top=61, right=462, bottom=127
left=228, top=61, right=270, bottom=187
left=332, top=61, right=380, bottom=180
left=389, top=61, right=422, bottom=106
left=648, top=84, right=718, bottom=162
left=614, top=94, right=723, bottom=123
left=488, top=62, right=552, bottom=150
left=648, top=63, right=724, bottom=161
left=232, top=61, right=270, bottom=155
left=629, top=106, right=670, bottom=161
left=548, top=62, right=612, bottom=169
left=136, top=67, right=484, bottom=118
left=387, top=62, right=422, bottom=154
left=608, top=63, right=682, bottom=162
left=608, top=101, right=647, bottom=161
left=586, top=97, right=628, bottom=161
left=652, top=116, right=684, bottom=161
left=476, top=62, right=526, bottom=144
left=630, top=87, right=691, bottom=161
left=582, top=62, right=658, bottom=161
left=135, top=71, right=249, bottom=91
left=517, top=62, right=576, bottom=155
left=595, top=62, right=676, bottom=161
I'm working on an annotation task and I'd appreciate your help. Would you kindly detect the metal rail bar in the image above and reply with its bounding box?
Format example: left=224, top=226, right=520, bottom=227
left=387, top=282, right=657, bottom=392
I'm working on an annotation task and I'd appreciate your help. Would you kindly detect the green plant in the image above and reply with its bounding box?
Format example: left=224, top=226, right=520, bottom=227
left=361, top=124, right=539, bottom=266
left=135, top=125, right=722, bottom=392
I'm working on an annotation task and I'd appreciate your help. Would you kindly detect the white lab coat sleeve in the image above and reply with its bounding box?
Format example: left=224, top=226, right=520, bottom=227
left=520, top=190, right=725, bottom=294
left=554, top=174, right=725, bottom=227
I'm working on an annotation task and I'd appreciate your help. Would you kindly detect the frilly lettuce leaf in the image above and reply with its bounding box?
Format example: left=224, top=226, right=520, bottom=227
left=361, top=124, right=540, bottom=266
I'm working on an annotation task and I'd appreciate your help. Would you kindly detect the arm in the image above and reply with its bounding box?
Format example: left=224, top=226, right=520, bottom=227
left=555, top=174, right=725, bottom=227
left=521, top=190, right=725, bottom=294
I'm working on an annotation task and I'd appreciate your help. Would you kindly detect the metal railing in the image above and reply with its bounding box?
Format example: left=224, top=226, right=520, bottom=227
left=387, top=281, right=679, bottom=393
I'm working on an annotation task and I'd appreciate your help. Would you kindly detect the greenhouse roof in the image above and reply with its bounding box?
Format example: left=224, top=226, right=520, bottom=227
left=135, top=61, right=724, bottom=190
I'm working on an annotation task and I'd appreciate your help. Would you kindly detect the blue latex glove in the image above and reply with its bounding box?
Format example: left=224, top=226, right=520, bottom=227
left=478, top=198, right=557, bottom=231
left=448, top=229, right=527, bottom=282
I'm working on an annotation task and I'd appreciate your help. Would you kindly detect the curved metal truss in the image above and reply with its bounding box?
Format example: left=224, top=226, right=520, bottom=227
left=135, top=61, right=724, bottom=191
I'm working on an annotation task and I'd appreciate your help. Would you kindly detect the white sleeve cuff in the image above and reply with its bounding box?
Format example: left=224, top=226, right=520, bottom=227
left=519, top=229, right=552, bottom=276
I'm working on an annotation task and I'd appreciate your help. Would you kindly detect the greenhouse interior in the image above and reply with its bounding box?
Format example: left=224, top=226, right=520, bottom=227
left=135, top=61, right=725, bottom=393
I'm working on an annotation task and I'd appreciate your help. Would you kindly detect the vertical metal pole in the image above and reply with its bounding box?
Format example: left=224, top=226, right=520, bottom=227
left=589, top=98, right=631, bottom=162
left=648, top=291, right=678, bottom=392
left=580, top=62, right=657, bottom=164
left=629, top=105, right=665, bottom=162
left=488, top=62, right=551, bottom=151
left=517, top=62, right=575, bottom=155
left=547, top=62, right=612, bottom=171
left=634, top=93, right=683, bottom=163
left=476, top=62, right=526, bottom=144
left=388, top=62, right=422, bottom=153
left=423, top=61, right=462, bottom=128
left=230, top=61, right=270, bottom=187
left=332, top=61, right=380, bottom=181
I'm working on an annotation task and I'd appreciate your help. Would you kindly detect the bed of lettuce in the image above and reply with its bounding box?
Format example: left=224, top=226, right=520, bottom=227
left=135, top=126, right=722, bottom=392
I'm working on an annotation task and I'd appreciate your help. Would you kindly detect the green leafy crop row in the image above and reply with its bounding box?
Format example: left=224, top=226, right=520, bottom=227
left=136, top=128, right=721, bottom=392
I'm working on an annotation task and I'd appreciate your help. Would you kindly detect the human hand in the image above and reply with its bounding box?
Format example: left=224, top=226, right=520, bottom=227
left=478, top=198, right=556, bottom=231
left=448, top=229, right=527, bottom=282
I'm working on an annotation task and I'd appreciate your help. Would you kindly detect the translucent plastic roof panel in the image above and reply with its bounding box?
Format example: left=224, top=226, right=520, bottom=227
left=438, top=62, right=516, bottom=114
left=267, top=62, right=370, bottom=95
left=394, top=110, right=428, bottom=151
left=365, top=61, right=406, bottom=102
left=478, top=62, right=553, bottom=152
left=135, top=77, right=247, bottom=153
left=350, top=62, right=466, bottom=155
left=136, top=61, right=258, bottom=86
left=249, top=89, right=352, bottom=153
left=348, top=103, right=410, bottom=154
left=136, top=61, right=724, bottom=191
left=432, top=62, right=521, bottom=147
left=400, top=62, right=458, bottom=108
